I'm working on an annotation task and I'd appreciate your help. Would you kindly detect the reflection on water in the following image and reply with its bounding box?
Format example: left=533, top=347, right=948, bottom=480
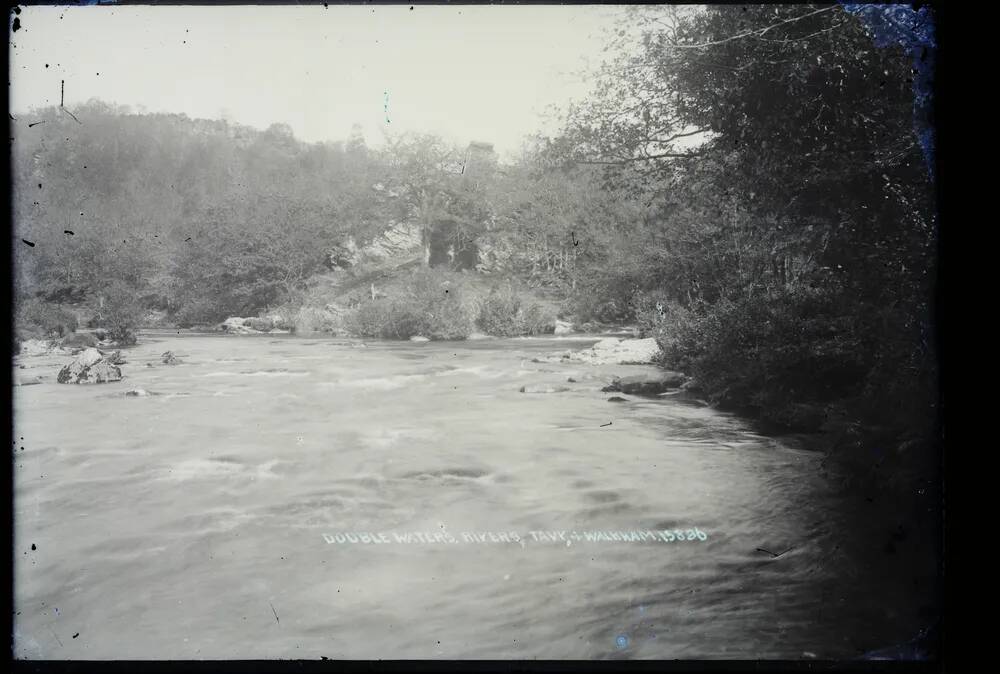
left=13, top=334, right=935, bottom=659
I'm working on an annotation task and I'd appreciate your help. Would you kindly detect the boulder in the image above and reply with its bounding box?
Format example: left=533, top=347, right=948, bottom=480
left=57, top=348, right=123, bottom=384
left=104, top=350, right=126, bottom=365
left=161, top=351, right=180, bottom=365
left=607, top=396, right=628, bottom=403
left=19, top=339, right=69, bottom=357
left=553, top=320, right=574, bottom=335
left=410, top=335, right=430, bottom=343
left=221, top=317, right=258, bottom=334
left=602, top=371, right=687, bottom=395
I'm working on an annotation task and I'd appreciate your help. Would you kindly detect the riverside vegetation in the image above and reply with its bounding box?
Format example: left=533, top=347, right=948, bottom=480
left=13, top=7, right=939, bottom=525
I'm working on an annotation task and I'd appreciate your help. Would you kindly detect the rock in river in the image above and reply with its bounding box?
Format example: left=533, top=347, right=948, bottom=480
left=57, top=348, right=123, bottom=384
left=553, top=320, right=574, bottom=335
left=602, top=371, right=687, bottom=395
left=18, top=339, right=71, bottom=357
left=536, top=337, right=662, bottom=365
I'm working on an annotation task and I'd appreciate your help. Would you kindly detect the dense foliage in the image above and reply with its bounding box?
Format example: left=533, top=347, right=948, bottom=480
left=545, top=5, right=938, bottom=447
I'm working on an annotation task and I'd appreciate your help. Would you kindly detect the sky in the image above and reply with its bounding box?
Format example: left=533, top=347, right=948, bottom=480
left=8, top=4, right=632, bottom=159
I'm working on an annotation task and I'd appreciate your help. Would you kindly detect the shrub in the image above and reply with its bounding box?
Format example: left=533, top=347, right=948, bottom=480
left=15, top=298, right=79, bottom=340
left=94, top=281, right=145, bottom=345
left=171, top=297, right=229, bottom=328
left=244, top=317, right=274, bottom=332
left=652, top=287, right=869, bottom=425
left=345, top=299, right=425, bottom=339
left=343, top=267, right=477, bottom=340
left=521, top=303, right=556, bottom=335
left=60, top=332, right=98, bottom=349
left=476, top=285, right=522, bottom=336
left=288, top=305, right=343, bottom=335
left=476, top=284, right=555, bottom=337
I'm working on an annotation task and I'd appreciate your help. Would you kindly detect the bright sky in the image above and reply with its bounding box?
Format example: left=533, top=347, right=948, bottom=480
left=9, top=4, right=629, bottom=158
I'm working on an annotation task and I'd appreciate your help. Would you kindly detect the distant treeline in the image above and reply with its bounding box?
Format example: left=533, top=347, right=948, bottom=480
left=11, top=100, right=633, bottom=335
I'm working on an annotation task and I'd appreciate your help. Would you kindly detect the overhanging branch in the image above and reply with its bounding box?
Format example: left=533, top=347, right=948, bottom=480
left=575, top=151, right=702, bottom=166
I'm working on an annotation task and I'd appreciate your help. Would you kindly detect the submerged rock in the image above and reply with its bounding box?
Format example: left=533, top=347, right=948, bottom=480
left=607, top=396, right=628, bottom=403
left=57, top=348, right=123, bottom=384
left=602, top=371, right=687, bottom=395
left=125, top=388, right=154, bottom=397
left=410, top=335, right=430, bottom=343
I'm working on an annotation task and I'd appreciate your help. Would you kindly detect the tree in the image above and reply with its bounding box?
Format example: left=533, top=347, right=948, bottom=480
left=548, top=4, right=938, bottom=431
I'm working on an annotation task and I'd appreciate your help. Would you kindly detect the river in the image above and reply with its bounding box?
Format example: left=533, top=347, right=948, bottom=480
left=12, top=333, right=937, bottom=659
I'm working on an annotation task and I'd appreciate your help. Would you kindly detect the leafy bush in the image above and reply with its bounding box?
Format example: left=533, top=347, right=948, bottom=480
left=244, top=317, right=274, bottom=332
left=653, top=287, right=869, bottom=424
left=344, top=299, right=424, bottom=339
left=94, top=281, right=145, bottom=345
left=476, top=285, right=522, bottom=336
left=171, top=297, right=230, bottom=328
left=344, top=267, right=477, bottom=340
left=476, top=284, right=554, bottom=336
left=60, top=332, right=98, bottom=349
left=521, top=303, right=556, bottom=335
left=15, top=298, right=79, bottom=340
left=287, top=305, right=342, bottom=335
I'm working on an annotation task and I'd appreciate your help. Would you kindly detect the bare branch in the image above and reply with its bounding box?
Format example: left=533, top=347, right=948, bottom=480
left=668, top=6, right=838, bottom=50
left=575, top=151, right=702, bottom=166
left=60, top=107, right=82, bottom=124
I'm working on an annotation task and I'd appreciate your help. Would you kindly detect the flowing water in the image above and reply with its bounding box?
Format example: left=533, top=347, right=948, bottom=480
left=12, top=333, right=936, bottom=659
